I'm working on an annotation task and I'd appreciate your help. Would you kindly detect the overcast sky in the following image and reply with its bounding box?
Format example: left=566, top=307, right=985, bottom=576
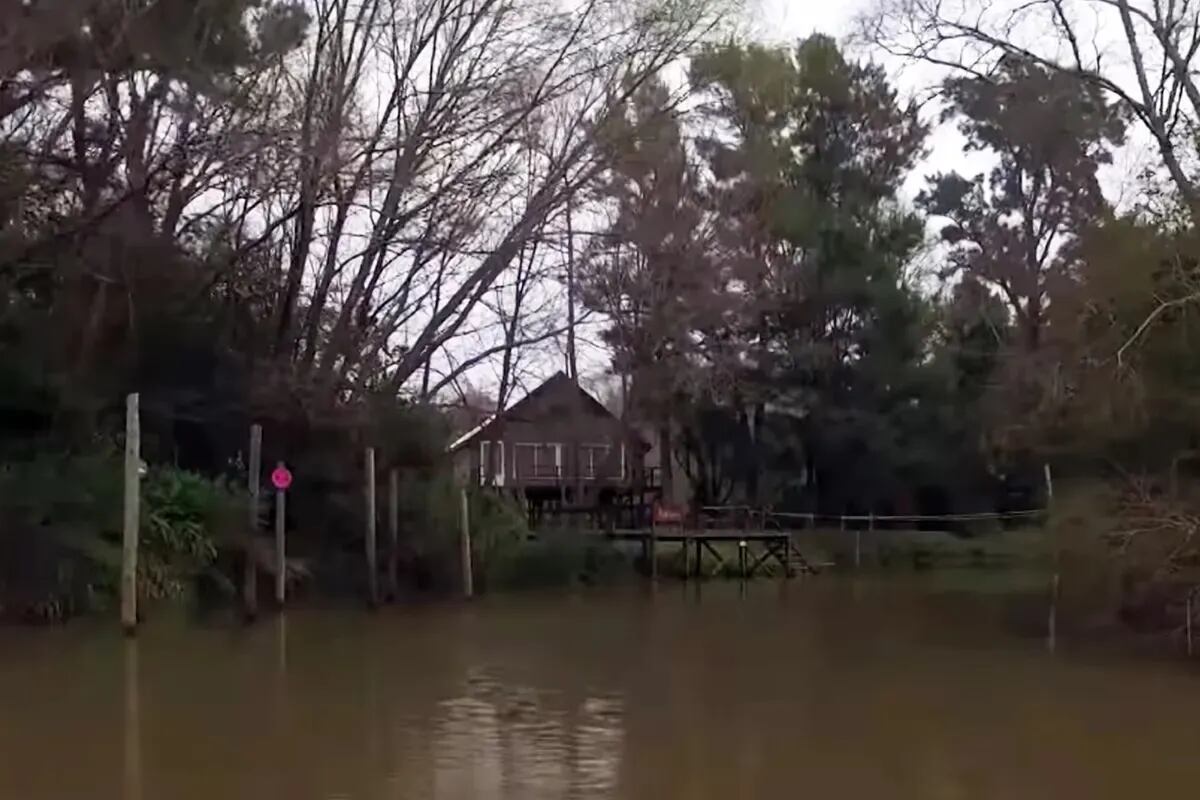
left=752, top=0, right=861, bottom=41
left=466, top=0, right=1155, bottom=404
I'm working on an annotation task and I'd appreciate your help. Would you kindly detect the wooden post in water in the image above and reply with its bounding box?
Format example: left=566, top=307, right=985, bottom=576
left=866, top=513, right=874, bottom=567
left=243, top=424, right=262, bottom=621
left=739, top=539, right=748, bottom=580
left=121, top=393, right=141, bottom=635
left=1188, top=591, right=1194, bottom=658
left=388, top=468, right=399, bottom=602
left=365, top=447, right=379, bottom=608
left=459, top=488, right=474, bottom=598
left=275, top=467, right=286, bottom=607
left=649, top=523, right=658, bottom=582
left=1047, top=572, right=1059, bottom=653
left=850, top=516, right=860, bottom=569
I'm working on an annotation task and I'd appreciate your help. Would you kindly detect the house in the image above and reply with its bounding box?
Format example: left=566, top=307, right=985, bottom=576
left=449, top=372, right=654, bottom=510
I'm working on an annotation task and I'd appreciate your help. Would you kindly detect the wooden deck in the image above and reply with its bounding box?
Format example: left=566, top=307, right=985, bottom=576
left=604, top=526, right=819, bottom=579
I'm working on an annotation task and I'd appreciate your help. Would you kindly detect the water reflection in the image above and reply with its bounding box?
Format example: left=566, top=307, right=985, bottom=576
left=431, top=672, right=622, bottom=799
left=123, top=639, right=141, bottom=800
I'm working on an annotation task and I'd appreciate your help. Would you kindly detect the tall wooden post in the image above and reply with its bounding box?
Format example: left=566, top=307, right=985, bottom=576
left=244, top=424, right=262, bottom=621
left=365, top=447, right=378, bottom=608
left=1188, top=591, right=1194, bottom=658
left=275, top=469, right=286, bottom=607
left=649, top=524, right=658, bottom=582
left=121, top=393, right=141, bottom=635
left=1047, top=572, right=1059, bottom=653
left=460, top=488, right=474, bottom=598
left=388, top=468, right=399, bottom=602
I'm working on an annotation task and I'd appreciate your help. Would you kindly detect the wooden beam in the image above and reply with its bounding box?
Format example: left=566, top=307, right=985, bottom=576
left=365, top=447, right=378, bottom=608
left=388, top=468, right=399, bottom=602
left=460, top=489, right=474, bottom=598
left=244, top=424, right=262, bottom=621
left=121, top=393, right=140, bottom=636
left=275, top=473, right=286, bottom=607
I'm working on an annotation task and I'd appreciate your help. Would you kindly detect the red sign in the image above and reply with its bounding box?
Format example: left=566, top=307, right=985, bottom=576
left=271, top=464, right=293, bottom=491
left=653, top=502, right=685, bottom=525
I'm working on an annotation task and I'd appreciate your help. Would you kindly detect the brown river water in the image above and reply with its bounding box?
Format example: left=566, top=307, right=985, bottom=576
left=2, top=574, right=1199, bottom=800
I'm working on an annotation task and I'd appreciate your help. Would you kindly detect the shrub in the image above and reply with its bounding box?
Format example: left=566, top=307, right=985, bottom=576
left=0, top=449, right=123, bottom=621
left=485, top=533, right=631, bottom=590
left=141, top=466, right=244, bottom=602
left=0, top=450, right=245, bottom=622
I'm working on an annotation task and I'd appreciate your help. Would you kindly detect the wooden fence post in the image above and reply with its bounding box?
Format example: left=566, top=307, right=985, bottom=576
left=365, top=447, right=378, bottom=608
left=121, top=393, right=140, bottom=635
left=460, top=488, right=474, bottom=598
left=388, top=468, right=399, bottom=602
left=1048, top=572, right=1059, bottom=653
left=275, top=468, right=286, bottom=607
left=649, top=522, right=658, bottom=582
left=244, top=424, right=262, bottom=621
left=683, top=535, right=691, bottom=581
left=1188, top=591, right=1194, bottom=658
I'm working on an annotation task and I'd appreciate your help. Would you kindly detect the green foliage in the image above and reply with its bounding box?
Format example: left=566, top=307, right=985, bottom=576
left=468, top=489, right=533, bottom=590
left=687, top=36, right=944, bottom=510
left=0, top=449, right=124, bottom=621
left=140, top=467, right=243, bottom=601
left=485, top=534, right=631, bottom=591
left=0, top=449, right=245, bottom=621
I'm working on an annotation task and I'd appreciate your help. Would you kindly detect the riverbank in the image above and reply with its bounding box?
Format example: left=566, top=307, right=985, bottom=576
left=791, top=526, right=1049, bottom=571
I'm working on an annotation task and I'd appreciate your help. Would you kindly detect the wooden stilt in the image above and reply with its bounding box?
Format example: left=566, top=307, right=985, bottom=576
left=1188, top=591, right=1194, bottom=658
left=1047, top=572, right=1059, bottom=653
left=121, top=393, right=141, bottom=636
left=649, top=524, right=658, bottom=582
left=365, top=447, right=378, bottom=608
left=701, top=539, right=727, bottom=574
left=388, top=468, right=399, bottom=602
left=243, top=424, right=262, bottom=621
left=460, top=488, right=474, bottom=598
left=275, top=479, right=286, bottom=607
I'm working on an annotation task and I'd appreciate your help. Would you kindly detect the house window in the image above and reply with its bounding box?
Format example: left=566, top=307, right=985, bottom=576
left=514, top=443, right=560, bottom=479
left=582, top=444, right=622, bottom=479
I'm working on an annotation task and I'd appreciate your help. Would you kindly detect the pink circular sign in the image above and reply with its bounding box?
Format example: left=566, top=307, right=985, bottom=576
left=271, top=464, right=293, bottom=491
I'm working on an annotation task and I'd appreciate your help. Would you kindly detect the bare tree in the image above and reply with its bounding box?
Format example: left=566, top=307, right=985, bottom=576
left=0, top=0, right=735, bottom=426
left=858, top=0, right=1200, bottom=217
left=236, top=0, right=735, bottom=405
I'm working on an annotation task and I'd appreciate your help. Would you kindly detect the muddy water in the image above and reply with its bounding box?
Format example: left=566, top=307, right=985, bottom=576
left=2, top=575, right=1199, bottom=799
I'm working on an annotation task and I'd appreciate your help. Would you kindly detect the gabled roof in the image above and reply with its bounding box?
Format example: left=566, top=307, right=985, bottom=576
left=448, top=372, right=649, bottom=452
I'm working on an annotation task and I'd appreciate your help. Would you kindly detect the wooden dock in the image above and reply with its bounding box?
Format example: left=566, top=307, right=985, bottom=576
left=605, top=527, right=819, bottom=579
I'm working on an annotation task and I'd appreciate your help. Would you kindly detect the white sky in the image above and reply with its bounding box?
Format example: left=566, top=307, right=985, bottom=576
left=751, top=0, right=858, bottom=41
